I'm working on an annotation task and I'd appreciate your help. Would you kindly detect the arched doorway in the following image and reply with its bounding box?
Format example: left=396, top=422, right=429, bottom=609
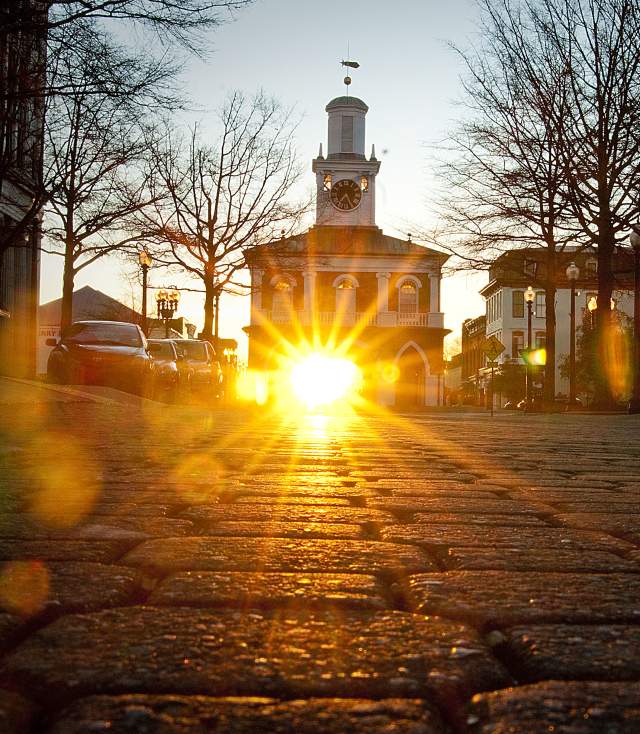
left=395, top=343, right=426, bottom=408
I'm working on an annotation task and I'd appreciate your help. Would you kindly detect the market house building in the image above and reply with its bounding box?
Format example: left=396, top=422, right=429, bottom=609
left=244, top=93, right=449, bottom=408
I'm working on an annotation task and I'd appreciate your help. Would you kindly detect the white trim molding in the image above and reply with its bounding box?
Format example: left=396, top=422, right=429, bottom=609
left=332, top=274, right=360, bottom=288
left=395, top=274, right=423, bottom=290
left=269, top=273, right=298, bottom=288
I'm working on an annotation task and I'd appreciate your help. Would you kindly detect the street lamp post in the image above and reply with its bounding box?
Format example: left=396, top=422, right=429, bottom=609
left=588, top=295, right=598, bottom=330
left=629, top=228, right=640, bottom=414
left=566, top=262, right=580, bottom=407
left=138, top=250, right=152, bottom=336
left=524, top=285, right=535, bottom=409
left=155, top=287, right=180, bottom=339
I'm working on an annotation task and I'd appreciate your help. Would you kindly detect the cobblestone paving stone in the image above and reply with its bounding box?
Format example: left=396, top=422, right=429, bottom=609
left=1, top=386, right=640, bottom=731
left=444, top=547, right=636, bottom=572
left=0, top=562, right=143, bottom=615
left=48, top=696, right=447, bottom=733
left=406, top=571, right=640, bottom=625
left=122, top=537, right=437, bottom=574
left=381, top=524, right=635, bottom=552
left=148, top=571, right=388, bottom=610
left=0, top=689, right=35, bottom=733
left=181, top=505, right=394, bottom=525
left=199, top=521, right=366, bottom=540
left=467, top=681, right=640, bottom=733
left=0, top=539, right=133, bottom=562
left=554, top=513, right=640, bottom=543
left=0, top=514, right=194, bottom=539
left=504, top=624, right=640, bottom=681
left=1, top=608, right=510, bottom=703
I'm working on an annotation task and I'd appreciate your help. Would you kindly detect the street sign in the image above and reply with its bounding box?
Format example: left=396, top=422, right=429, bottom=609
left=487, top=360, right=498, bottom=368
left=482, top=335, right=506, bottom=362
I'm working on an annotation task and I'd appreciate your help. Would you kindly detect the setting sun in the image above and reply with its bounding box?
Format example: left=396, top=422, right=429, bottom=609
left=289, top=353, right=362, bottom=409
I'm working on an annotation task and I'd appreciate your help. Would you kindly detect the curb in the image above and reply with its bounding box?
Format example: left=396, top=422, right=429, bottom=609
left=0, top=377, right=151, bottom=407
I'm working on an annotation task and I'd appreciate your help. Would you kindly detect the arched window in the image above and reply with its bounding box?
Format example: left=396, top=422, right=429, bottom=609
left=398, top=281, right=418, bottom=313
left=334, top=276, right=357, bottom=315
left=272, top=280, right=293, bottom=315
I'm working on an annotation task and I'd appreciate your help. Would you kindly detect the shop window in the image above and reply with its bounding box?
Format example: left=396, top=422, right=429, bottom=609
left=512, top=290, right=524, bottom=318
left=512, top=331, right=524, bottom=359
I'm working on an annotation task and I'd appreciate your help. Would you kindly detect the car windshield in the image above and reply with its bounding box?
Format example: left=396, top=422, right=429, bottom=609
left=63, top=323, right=142, bottom=347
left=148, top=342, right=175, bottom=359
left=175, top=341, right=207, bottom=361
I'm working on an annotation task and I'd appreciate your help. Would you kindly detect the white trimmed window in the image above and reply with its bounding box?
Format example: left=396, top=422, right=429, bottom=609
left=334, top=276, right=358, bottom=314
left=272, top=280, right=293, bottom=313
left=511, top=331, right=524, bottom=359
left=398, top=281, right=418, bottom=313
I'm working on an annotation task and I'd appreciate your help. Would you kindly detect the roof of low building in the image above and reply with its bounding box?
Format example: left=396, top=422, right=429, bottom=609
left=39, top=285, right=140, bottom=326
left=245, top=226, right=449, bottom=263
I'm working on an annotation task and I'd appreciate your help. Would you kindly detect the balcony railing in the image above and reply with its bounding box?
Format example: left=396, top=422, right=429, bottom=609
left=252, top=310, right=445, bottom=329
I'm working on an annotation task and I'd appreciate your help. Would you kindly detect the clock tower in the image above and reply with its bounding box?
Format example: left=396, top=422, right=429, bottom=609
left=312, top=95, right=380, bottom=227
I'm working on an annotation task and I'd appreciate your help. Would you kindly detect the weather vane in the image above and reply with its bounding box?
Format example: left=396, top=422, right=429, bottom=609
left=341, top=55, right=360, bottom=96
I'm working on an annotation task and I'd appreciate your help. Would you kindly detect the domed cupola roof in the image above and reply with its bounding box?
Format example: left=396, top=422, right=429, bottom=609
left=325, top=96, right=369, bottom=113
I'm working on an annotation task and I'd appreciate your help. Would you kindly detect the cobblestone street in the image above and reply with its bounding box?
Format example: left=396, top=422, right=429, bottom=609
left=1, top=378, right=640, bottom=732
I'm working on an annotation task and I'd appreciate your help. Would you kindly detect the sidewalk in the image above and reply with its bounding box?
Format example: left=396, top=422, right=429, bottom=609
left=0, top=378, right=639, bottom=732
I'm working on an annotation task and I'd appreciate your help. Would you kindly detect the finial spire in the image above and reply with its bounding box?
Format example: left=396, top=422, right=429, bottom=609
left=370, top=144, right=376, bottom=160
left=318, top=143, right=324, bottom=159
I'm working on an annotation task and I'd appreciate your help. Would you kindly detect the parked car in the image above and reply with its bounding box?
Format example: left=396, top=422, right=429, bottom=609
left=47, top=321, right=153, bottom=395
left=147, top=339, right=183, bottom=402
left=171, top=339, right=223, bottom=398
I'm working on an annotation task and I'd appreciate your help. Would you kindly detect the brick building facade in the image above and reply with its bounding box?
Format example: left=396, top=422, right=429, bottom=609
left=0, top=1, right=46, bottom=377
left=244, top=94, right=449, bottom=407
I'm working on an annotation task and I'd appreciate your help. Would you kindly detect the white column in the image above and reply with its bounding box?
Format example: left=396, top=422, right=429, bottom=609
left=251, top=270, right=263, bottom=324
left=303, top=270, right=316, bottom=312
left=429, top=273, right=440, bottom=312
left=376, top=272, right=390, bottom=312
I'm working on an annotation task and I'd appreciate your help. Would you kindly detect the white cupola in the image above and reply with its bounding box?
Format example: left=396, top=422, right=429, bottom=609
left=312, top=95, right=381, bottom=228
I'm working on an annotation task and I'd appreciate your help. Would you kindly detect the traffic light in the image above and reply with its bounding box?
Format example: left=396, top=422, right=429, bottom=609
left=519, top=347, right=547, bottom=366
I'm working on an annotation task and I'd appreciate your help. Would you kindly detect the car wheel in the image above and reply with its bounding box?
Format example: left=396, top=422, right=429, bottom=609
left=47, top=360, right=68, bottom=385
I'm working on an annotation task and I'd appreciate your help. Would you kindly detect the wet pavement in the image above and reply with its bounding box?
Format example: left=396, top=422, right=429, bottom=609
left=1, top=377, right=640, bottom=732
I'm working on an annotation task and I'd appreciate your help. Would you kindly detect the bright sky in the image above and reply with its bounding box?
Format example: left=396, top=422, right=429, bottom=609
left=39, top=0, right=487, bottom=359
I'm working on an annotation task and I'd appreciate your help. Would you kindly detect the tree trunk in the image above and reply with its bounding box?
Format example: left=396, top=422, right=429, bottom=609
left=593, top=217, right=615, bottom=408
left=60, top=236, right=75, bottom=331
left=201, top=277, right=215, bottom=339
left=214, top=290, right=220, bottom=342
left=544, top=280, right=556, bottom=406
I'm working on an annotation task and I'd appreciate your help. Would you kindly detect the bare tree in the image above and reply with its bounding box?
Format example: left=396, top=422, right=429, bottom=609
left=43, top=23, right=173, bottom=329
left=0, top=0, right=253, bottom=253
left=428, top=0, right=640, bottom=405
left=423, top=0, right=579, bottom=402
left=540, top=0, right=640, bottom=405
left=136, top=92, right=307, bottom=339
left=5, top=1, right=254, bottom=55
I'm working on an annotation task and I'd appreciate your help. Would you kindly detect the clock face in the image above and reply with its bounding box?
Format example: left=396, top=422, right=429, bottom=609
left=330, top=178, right=362, bottom=211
